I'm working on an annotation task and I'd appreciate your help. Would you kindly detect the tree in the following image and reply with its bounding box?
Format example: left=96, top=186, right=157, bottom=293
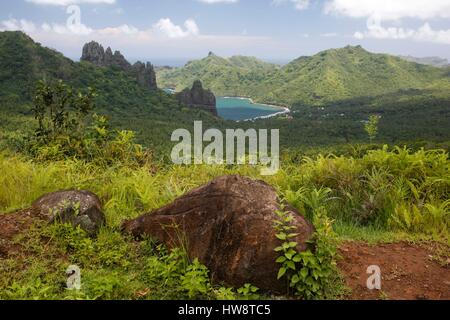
left=364, top=115, right=380, bottom=143
left=32, top=79, right=96, bottom=143
left=28, top=79, right=149, bottom=165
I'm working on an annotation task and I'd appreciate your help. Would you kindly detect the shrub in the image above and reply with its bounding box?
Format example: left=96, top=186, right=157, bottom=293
left=25, top=80, right=151, bottom=166
left=274, top=206, right=343, bottom=300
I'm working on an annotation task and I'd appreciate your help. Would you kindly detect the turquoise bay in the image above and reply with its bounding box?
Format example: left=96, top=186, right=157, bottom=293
left=217, top=97, right=287, bottom=121
left=163, top=89, right=288, bottom=121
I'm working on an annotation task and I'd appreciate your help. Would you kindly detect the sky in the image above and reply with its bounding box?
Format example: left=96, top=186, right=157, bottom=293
left=1, top=0, right=450, bottom=65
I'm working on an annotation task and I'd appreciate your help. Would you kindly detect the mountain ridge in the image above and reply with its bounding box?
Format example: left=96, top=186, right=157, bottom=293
left=157, top=45, right=450, bottom=107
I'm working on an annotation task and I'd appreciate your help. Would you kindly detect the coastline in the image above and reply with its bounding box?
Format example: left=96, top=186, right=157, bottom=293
left=220, top=96, right=291, bottom=121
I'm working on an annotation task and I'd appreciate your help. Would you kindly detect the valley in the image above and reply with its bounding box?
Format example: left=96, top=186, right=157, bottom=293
left=0, top=30, right=448, bottom=301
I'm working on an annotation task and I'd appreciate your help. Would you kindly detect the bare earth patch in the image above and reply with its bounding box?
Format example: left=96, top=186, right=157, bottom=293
left=0, top=209, right=37, bottom=258
left=338, top=241, right=450, bottom=300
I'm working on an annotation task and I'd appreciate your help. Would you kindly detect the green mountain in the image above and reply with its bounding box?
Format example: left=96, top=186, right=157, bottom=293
left=156, top=52, right=279, bottom=98
left=0, top=31, right=74, bottom=102
left=0, top=31, right=221, bottom=153
left=157, top=45, right=450, bottom=107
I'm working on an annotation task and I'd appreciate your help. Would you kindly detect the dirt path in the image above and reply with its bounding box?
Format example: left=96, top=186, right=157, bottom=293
left=338, top=242, right=450, bottom=300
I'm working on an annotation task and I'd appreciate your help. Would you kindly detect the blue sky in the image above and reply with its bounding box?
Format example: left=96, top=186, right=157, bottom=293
left=1, top=0, right=450, bottom=64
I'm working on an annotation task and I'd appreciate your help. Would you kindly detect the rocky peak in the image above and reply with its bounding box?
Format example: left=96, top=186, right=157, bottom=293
left=81, top=41, right=131, bottom=71
left=131, top=61, right=157, bottom=90
left=81, top=41, right=105, bottom=67
left=81, top=41, right=156, bottom=90
left=111, top=50, right=131, bottom=70
left=175, top=80, right=217, bottom=116
left=192, top=79, right=203, bottom=91
left=104, top=47, right=114, bottom=66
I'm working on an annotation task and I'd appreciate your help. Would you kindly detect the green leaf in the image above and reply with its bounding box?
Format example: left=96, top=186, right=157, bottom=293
left=276, top=256, right=287, bottom=263
left=286, top=261, right=296, bottom=270
left=274, top=246, right=284, bottom=252
left=276, top=233, right=287, bottom=241
left=300, top=268, right=309, bottom=279
left=291, top=274, right=300, bottom=285
left=285, top=249, right=296, bottom=260
left=277, top=267, right=287, bottom=280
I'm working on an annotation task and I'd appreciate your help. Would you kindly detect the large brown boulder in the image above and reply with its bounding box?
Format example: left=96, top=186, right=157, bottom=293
left=121, top=175, right=314, bottom=293
left=32, top=190, right=106, bottom=236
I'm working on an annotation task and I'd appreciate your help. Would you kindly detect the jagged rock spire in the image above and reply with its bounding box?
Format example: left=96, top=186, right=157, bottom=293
left=81, top=41, right=157, bottom=90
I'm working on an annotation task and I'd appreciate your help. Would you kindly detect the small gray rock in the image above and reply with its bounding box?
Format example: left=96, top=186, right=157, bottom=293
left=32, top=190, right=106, bottom=236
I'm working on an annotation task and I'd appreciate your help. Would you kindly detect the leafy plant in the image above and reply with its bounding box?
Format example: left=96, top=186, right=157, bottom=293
left=25, top=80, right=151, bottom=166
left=389, top=200, right=449, bottom=235
left=274, top=206, right=342, bottom=300
left=32, top=80, right=95, bottom=144
left=180, top=258, right=211, bottom=299
left=236, top=284, right=260, bottom=300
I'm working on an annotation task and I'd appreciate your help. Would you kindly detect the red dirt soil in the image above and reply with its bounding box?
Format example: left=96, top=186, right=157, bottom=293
left=338, top=242, right=450, bottom=300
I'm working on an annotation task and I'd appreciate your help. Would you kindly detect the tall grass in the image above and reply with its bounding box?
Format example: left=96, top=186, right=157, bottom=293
left=0, top=146, right=448, bottom=300
left=0, top=146, right=448, bottom=236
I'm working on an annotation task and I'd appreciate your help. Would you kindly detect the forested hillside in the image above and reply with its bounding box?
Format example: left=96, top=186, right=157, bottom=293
left=157, top=45, right=450, bottom=107
left=0, top=31, right=221, bottom=154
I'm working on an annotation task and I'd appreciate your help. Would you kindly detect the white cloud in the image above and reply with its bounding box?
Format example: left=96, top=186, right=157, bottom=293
left=26, top=0, right=115, bottom=5
left=354, top=20, right=450, bottom=45
left=325, top=0, right=450, bottom=21
left=353, top=31, right=364, bottom=40
left=153, top=18, right=200, bottom=39
left=98, top=24, right=139, bottom=36
left=1, top=18, right=36, bottom=33
left=41, top=22, right=93, bottom=35
left=272, top=0, right=310, bottom=10
left=324, top=1, right=450, bottom=45
left=1, top=16, right=198, bottom=39
left=0, top=15, right=273, bottom=60
left=197, top=0, right=239, bottom=3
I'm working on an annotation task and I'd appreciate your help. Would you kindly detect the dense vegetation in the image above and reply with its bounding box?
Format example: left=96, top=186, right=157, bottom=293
left=0, top=31, right=449, bottom=300
left=0, top=31, right=221, bottom=156
left=2, top=31, right=450, bottom=155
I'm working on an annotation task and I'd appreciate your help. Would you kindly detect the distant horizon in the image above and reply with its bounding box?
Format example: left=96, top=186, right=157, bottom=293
left=2, top=1, right=450, bottom=63
left=12, top=31, right=440, bottom=68
left=37, top=37, right=447, bottom=68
